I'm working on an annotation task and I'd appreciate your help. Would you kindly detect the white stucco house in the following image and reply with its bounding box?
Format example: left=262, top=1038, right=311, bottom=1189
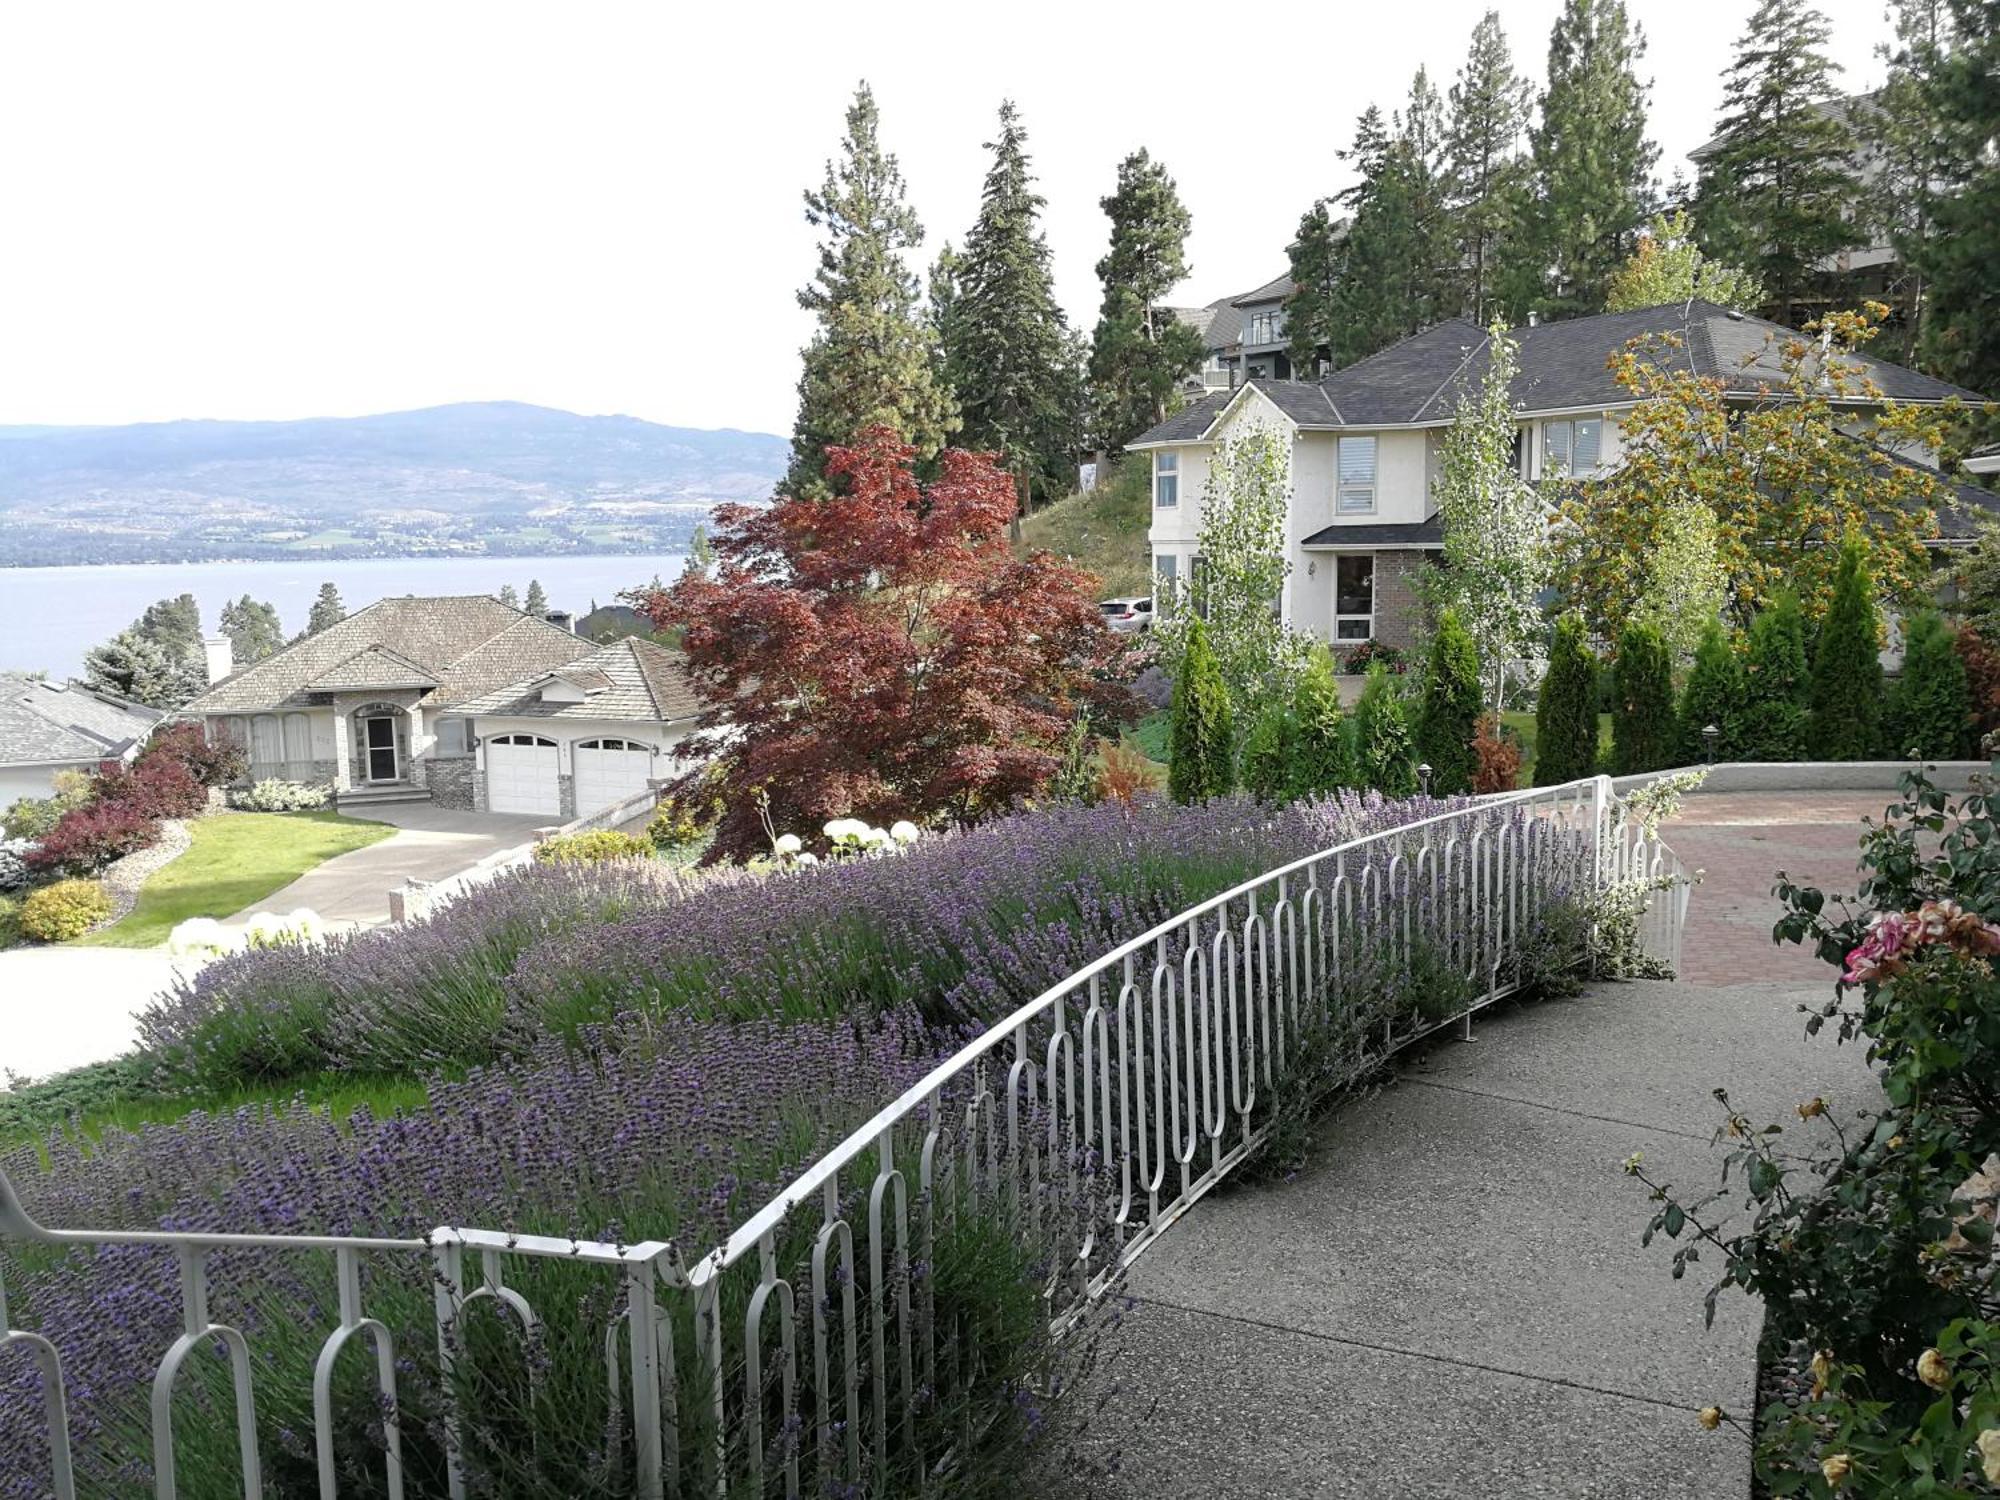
left=1129, top=300, right=1991, bottom=654
left=0, top=674, right=163, bottom=811
left=181, top=594, right=700, bottom=819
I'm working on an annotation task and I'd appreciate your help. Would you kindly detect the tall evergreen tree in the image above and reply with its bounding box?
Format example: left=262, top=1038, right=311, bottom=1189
left=1890, top=610, right=1972, bottom=759
left=786, top=82, right=956, bottom=498
left=1917, top=0, right=2000, bottom=401
left=1088, top=150, right=1204, bottom=451
left=1355, top=664, right=1419, bottom=798
left=1535, top=614, right=1600, bottom=784
left=1290, top=649, right=1353, bottom=798
left=1416, top=611, right=1482, bottom=794
left=524, top=579, right=549, bottom=617
left=1284, top=199, right=1343, bottom=376
left=1679, top=619, right=1745, bottom=761
left=1446, top=11, right=1534, bottom=324
left=1168, top=617, right=1235, bottom=804
left=1806, top=537, right=1884, bottom=760
left=136, top=595, right=203, bottom=657
left=943, top=101, right=1082, bottom=516
left=498, top=584, right=520, bottom=609
left=219, top=595, right=284, bottom=664
left=1507, top=0, right=1657, bottom=321
left=82, top=630, right=204, bottom=710
left=1328, top=87, right=1453, bottom=365
left=1738, top=591, right=1811, bottom=760
left=306, top=582, right=346, bottom=635
left=1610, top=621, right=1675, bottom=774
left=1693, top=0, right=1862, bottom=327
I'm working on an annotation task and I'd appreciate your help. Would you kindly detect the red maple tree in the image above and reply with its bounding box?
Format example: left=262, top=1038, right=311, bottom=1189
left=631, top=427, right=1131, bottom=860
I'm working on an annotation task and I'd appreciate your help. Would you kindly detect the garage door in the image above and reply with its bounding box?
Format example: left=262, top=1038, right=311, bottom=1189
left=485, top=735, right=561, bottom=816
left=573, top=738, right=654, bottom=817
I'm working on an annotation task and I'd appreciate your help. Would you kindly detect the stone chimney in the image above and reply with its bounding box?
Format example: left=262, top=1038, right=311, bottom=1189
left=202, top=633, right=234, bottom=685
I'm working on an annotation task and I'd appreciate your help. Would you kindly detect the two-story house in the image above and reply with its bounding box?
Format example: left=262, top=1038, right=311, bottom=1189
left=1130, top=300, right=1989, bottom=654
left=1169, top=272, right=1304, bottom=394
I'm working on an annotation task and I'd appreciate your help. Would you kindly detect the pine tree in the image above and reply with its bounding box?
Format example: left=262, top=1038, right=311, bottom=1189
left=306, top=582, right=346, bottom=635
left=1738, top=592, right=1810, bottom=760
left=1509, top=0, right=1657, bottom=320
left=1290, top=649, right=1353, bottom=799
left=1284, top=199, right=1343, bottom=376
left=1446, top=11, right=1534, bottom=323
left=942, top=102, right=1081, bottom=516
left=786, top=82, right=957, bottom=498
left=1416, top=611, right=1482, bottom=794
left=1611, top=622, right=1675, bottom=774
left=498, top=585, right=520, bottom=609
left=1328, top=94, right=1450, bottom=365
left=1678, top=619, right=1744, bottom=762
left=1354, top=664, right=1418, bottom=797
left=1889, top=610, right=1971, bottom=759
left=1693, top=0, right=1862, bottom=326
left=1241, top=699, right=1297, bottom=804
left=1917, top=0, right=2000, bottom=400
left=524, top=579, right=549, bottom=617
left=219, top=595, right=284, bottom=664
left=1535, top=614, right=1600, bottom=784
left=1168, top=617, right=1235, bottom=803
left=1088, top=150, right=1204, bottom=450
left=1806, top=537, right=1884, bottom=760
left=680, top=524, right=716, bottom=581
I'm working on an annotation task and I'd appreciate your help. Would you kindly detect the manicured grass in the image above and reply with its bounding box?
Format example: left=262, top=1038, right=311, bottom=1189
left=1499, top=710, right=1614, bottom=785
left=1129, top=708, right=1171, bottom=764
left=78, top=810, right=395, bottom=949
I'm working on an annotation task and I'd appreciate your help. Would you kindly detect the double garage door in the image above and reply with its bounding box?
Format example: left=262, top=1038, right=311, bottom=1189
left=484, top=735, right=654, bottom=818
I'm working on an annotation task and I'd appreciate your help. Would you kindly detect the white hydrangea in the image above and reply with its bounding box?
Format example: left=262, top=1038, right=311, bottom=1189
left=166, top=917, right=238, bottom=958
left=890, top=820, right=920, bottom=844
left=775, top=832, right=803, bottom=856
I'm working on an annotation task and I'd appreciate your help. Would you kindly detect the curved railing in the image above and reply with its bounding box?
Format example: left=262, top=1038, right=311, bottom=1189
left=0, top=775, right=1686, bottom=1500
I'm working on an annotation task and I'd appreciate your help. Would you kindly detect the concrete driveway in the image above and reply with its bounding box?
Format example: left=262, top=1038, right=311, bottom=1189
left=0, top=945, right=197, bottom=1082
left=230, top=802, right=548, bottom=929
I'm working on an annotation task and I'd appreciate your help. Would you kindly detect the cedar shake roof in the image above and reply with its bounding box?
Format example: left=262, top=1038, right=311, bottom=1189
left=0, top=674, right=163, bottom=767
left=183, top=595, right=596, bottom=714
left=448, top=636, right=702, bottom=723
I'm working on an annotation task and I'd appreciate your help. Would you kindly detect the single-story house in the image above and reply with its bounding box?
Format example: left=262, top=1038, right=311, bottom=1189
left=180, top=594, right=701, bottom=819
left=0, top=674, right=165, bottom=811
left=1129, top=299, right=1993, bottom=652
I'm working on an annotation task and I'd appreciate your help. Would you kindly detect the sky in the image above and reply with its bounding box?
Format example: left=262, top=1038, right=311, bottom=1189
left=0, top=0, right=1896, bottom=438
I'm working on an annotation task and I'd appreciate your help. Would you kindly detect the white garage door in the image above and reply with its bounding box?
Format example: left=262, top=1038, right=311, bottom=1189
left=573, top=738, right=654, bottom=817
left=485, top=735, right=561, bottom=816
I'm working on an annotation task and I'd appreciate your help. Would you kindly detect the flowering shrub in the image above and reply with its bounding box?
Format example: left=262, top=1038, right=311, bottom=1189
left=533, top=828, right=652, bottom=864
left=230, top=778, right=331, bottom=812
left=1338, top=639, right=1408, bottom=676
left=17, top=878, right=112, bottom=942
left=0, top=839, right=29, bottom=893
left=22, top=798, right=158, bottom=876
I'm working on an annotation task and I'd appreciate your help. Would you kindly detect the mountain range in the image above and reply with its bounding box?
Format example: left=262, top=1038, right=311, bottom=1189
left=0, top=401, right=789, bottom=566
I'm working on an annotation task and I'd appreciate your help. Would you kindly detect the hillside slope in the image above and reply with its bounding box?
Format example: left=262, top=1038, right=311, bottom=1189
left=1017, top=460, right=1151, bottom=596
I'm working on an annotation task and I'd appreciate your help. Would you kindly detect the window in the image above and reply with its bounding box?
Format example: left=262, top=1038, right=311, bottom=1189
left=1337, top=436, right=1377, bottom=514
left=435, top=717, right=469, bottom=756
left=1154, top=451, right=1179, bottom=508
left=1190, top=554, right=1211, bottom=620
left=1335, top=555, right=1375, bottom=641
left=1154, top=551, right=1179, bottom=589
left=1246, top=308, right=1286, bottom=345
left=282, top=712, right=312, bottom=779
left=249, top=714, right=284, bottom=777
left=1544, top=417, right=1603, bottom=475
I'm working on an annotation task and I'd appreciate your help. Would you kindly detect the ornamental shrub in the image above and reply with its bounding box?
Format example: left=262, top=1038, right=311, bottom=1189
left=1168, top=616, right=1234, bottom=803
left=1738, top=592, right=1810, bottom=760
left=93, top=755, right=207, bottom=820
left=18, top=877, right=112, bottom=941
left=1955, top=624, right=2000, bottom=750
left=533, top=828, right=653, bottom=865
left=2, top=769, right=94, bottom=840
left=1415, top=611, right=1481, bottom=795
left=1471, top=714, right=1523, bottom=793
left=1889, top=610, right=1972, bottom=759
left=1240, top=698, right=1296, bottom=805
left=1677, top=618, right=1743, bottom=762
left=0, top=839, right=29, bottom=893
left=1535, top=614, right=1599, bottom=785
left=230, top=778, right=332, bottom=812
left=1289, top=650, right=1352, bottom=799
left=1353, top=664, right=1417, bottom=797
left=139, top=720, right=246, bottom=787
left=1806, top=538, right=1884, bottom=760
left=24, top=799, right=159, bottom=876
left=1611, top=622, right=1676, bottom=775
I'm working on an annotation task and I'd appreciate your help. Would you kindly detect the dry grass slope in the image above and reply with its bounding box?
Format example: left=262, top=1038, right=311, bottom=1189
left=1016, top=458, right=1152, bottom=597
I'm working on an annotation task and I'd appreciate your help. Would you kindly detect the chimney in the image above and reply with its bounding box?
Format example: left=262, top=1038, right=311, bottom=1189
left=203, top=633, right=234, bottom=684
left=545, top=609, right=576, bottom=634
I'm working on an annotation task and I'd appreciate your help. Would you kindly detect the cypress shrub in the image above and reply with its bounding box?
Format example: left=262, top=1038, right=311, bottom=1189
left=1290, top=650, right=1353, bottom=798
left=1678, top=619, right=1744, bottom=762
left=1240, top=699, right=1296, bottom=804
left=1415, top=610, right=1481, bottom=795
left=1806, top=537, right=1884, bottom=760
left=1888, top=610, right=1972, bottom=759
left=1611, top=622, right=1676, bottom=775
left=1354, top=664, right=1418, bottom=797
left=1535, top=614, right=1599, bottom=786
left=1738, top=592, right=1810, bottom=760
left=1168, top=617, right=1235, bottom=803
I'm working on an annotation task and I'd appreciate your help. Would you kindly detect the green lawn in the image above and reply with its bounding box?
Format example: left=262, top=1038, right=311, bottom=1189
left=1130, top=708, right=1171, bottom=764
left=78, top=810, right=395, bottom=949
left=1499, top=710, right=1614, bottom=785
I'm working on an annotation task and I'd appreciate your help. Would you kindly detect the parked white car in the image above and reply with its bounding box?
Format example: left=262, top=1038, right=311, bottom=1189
left=1099, top=596, right=1154, bottom=634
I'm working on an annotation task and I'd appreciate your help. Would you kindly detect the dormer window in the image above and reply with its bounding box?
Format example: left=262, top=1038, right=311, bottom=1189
left=1544, top=418, right=1603, bottom=476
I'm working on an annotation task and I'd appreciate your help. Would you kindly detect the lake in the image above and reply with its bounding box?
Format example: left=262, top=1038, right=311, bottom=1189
left=0, top=554, right=686, bottom=678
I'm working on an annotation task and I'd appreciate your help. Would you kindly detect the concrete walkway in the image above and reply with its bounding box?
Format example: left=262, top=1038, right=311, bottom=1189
left=0, top=946, right=196, bottom=1081
left=1092, top=795, right=1884, bottom=1498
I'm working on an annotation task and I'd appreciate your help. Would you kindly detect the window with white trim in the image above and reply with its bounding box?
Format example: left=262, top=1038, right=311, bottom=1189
left=1337, top=436, right=1377, bottom=514
left=1543, top=417, right=1603, bottom=475
left=1154, top=451, right=1179, bottom=508
left=1154, top=551, right=1179, bottom=589
left=1335, top=554, right=1375, bottom=641
left=434, top=717, right=469, bottom=756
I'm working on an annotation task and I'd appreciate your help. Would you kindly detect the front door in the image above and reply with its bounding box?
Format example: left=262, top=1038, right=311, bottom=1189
left=363, top=715, right=399, bottom=782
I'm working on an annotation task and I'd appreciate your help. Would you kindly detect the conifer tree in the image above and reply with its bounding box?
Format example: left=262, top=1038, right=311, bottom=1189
left=306, top=582, right=346, bottom=635
left=1416, top=611, right=1482, bottom=794
left=1088, top=150, right=1204, bottom=450
left=524, top=579, right=549, bottom=617
left=1284, top=199, right=1343, bottom=376
left=1738, top=592, right=1810, bottom=760
left=136, top=595, right=203, bottom=657
left=1678, top=619, right=1744, bottom=762
left=1611, top=622, right=1675, bottom=774
left=1806, top=537, right=1884, bottom=760
left=1889, top=610, right=1971, bottom=759
left=1354, top=664, right=1418, bottom=798
left=1328, top=80, right=1455, bottom=365
left=1169, top=617, right=1235, bottom=804
left=1916, top=0, right=2000, bottom=400
left=219, top=595, right=285, bottom=664
left=1693, top=0, right=1862, bottom=326
left=1290, top=649, right=1353, bottom=799
left=786, top=83, right=957, bottom=497
left=1535, top=614, right=1599, bottom=785
left=1241, top=699, right=1297, bottom=804
left=1446, top=11, right=1534, bottom=324
left=497, top=584, right=520, bottom=610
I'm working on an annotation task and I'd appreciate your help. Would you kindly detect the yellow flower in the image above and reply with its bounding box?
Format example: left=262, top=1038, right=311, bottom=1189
left=1977, top=1428, right=2000, bottom=1485
left=1888, top=1135, right=1905, bottom=1150
left=1697, top=1406, right=1722, bottom=1431
left=1916, top=1347, right=1950, bottom=1391
left=1821, top=1453, right=1852, bottom=1487
left=1797, top=1097, right=1827, bottom=1119
left=1809, top=1350, right=1833, bottom=1398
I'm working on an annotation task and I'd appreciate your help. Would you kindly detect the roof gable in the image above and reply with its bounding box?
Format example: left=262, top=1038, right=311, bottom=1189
left=448, top=635, right=702, bottom=723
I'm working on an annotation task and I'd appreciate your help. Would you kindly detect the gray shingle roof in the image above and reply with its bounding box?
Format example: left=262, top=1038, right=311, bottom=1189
left=448, top=636, right=701, bottom=723
left=305, top=644, right=440, bottom=692
left=1301, top=516, right=1446, bottom=548
left=183, top=595, right=596, bottom=713
left=0, top=675, right=162, bottom=767
left=1232, top=272, right=1294, bottom=306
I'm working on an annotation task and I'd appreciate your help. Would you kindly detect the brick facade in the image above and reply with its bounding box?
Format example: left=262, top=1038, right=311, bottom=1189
left=1370, top=549, right=1430, bottom=651
left=427, top=756, right=476, bottom=810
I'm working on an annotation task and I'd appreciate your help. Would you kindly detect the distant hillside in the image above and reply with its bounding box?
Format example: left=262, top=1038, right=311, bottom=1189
left=1017, top=459, right=1151, bottom=596
left=0, top=401, right=788, bottom=566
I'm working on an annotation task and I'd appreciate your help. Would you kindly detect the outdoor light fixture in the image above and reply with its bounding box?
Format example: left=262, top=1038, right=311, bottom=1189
left=1701, top=724, right=1720, bottom=764
left=1418, top=762, right=1433, bottom=795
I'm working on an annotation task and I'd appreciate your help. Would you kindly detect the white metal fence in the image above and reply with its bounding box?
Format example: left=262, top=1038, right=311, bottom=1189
left=0, top=776, right=1687, bottom=1499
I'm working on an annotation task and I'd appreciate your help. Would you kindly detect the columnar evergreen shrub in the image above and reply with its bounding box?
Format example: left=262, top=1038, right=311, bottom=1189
left=1415, top=611, right=1481, bottom=794
left=1806, top=537, right=1884, bottom=760
left=1889, top=611, right=1972, bottom=759
left=1610, top=622, right=1676, bottom=775
left=1738, top=592, right=1810, bottom=760
left=1677, top=618, right=1744, bottom=762
left=1535, top=614, right=1599, bottom=786
left=1240, top=700, right=1296, bottom=804
left=1168, top=617, right=1234, bottom=803
left=1354, top=664, right=1417, bottom=797
left=1289, top=650, right=1353, bottom=799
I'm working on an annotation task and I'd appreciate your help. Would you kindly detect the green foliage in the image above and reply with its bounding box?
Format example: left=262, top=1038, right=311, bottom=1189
left=3, top=769, right=94, bottom=840
left=524, top=579, right=549, bottom=616
left=219, top=594, right=284, bottom=664
left=1806, top=537, right=1885, bottom=760
left=1890, top=610, right=1972, bottom=759
left=1738, top=592, right=1810, bottom=760
left=1014, top=456, right=1152, bottom=596
left=1915, top=0, right=2000, bottom=401
left=83, top=597, right=209, bottom=709
left=1415, top=611, right=1481, bottom=794
left=1677, top=619, right=1744, bottom=762
left=1534, top=614, right=1599, bottom=785
left=1610, top=622, right=1675, bottom=775
left=1088, top=149, right=1204, bottom=450
left=1240, top=699, right=1296, bottom=805
left=19, top=878, right=112, bottom=942
left=305, top=581, right=345, bottom=635
left=1284, top=198, right=1343, bottom=374
left=1604, top=209, right=1763, bottom=313
left=533, top=829, right=653, bottom=866
left=1354, top=664, right=1417, bottom=797
left=1445, top=11, right=1534, bottom=324
left=1290, top=650, right=1354, bottom=799
left=497, top=584, right=519, bottom=609
left=1167, top=618, right=1234, bottom=804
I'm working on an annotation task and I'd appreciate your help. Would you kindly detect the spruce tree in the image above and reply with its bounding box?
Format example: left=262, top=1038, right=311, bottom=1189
left=1284, top=199, right=1343, bottom=376
left=498, top=584, right=520, bottom=610
left=1806, top=537, right=1883, bottom=760
left=136, top=595, right=203, bottom=657
left=1693, top=0, right=1861, bottom=326
left=1678, top=618, right=1744, bottom=762
left=1168, top=617, right=1235, bottom=803
left=1290, top=649, right=1353, bottom=799
left=1611, top=621, right=1675, bottom=774
left=1355, top=664, right=1419, bottom=798
left=219, top=595, right=285, bottom=664
left=524, top=579, right=549, bottom=617
left=1088, top=150, right=1204, bottom=450
left=786, top=83, right=957, bottom=498
left=1917, top=0, right=2000, bottom=400
left=306, top=582, right=346, bottom=635
left=1889, top=610, right=1971, bottom=759
left=1446, top=11, right=1534, bottom=324
left=1416, top=611, right=1482, bottom=794
left=1739, top=592, right=1810, bottom=760
left=1535, top=614, right=1600, bottom=785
